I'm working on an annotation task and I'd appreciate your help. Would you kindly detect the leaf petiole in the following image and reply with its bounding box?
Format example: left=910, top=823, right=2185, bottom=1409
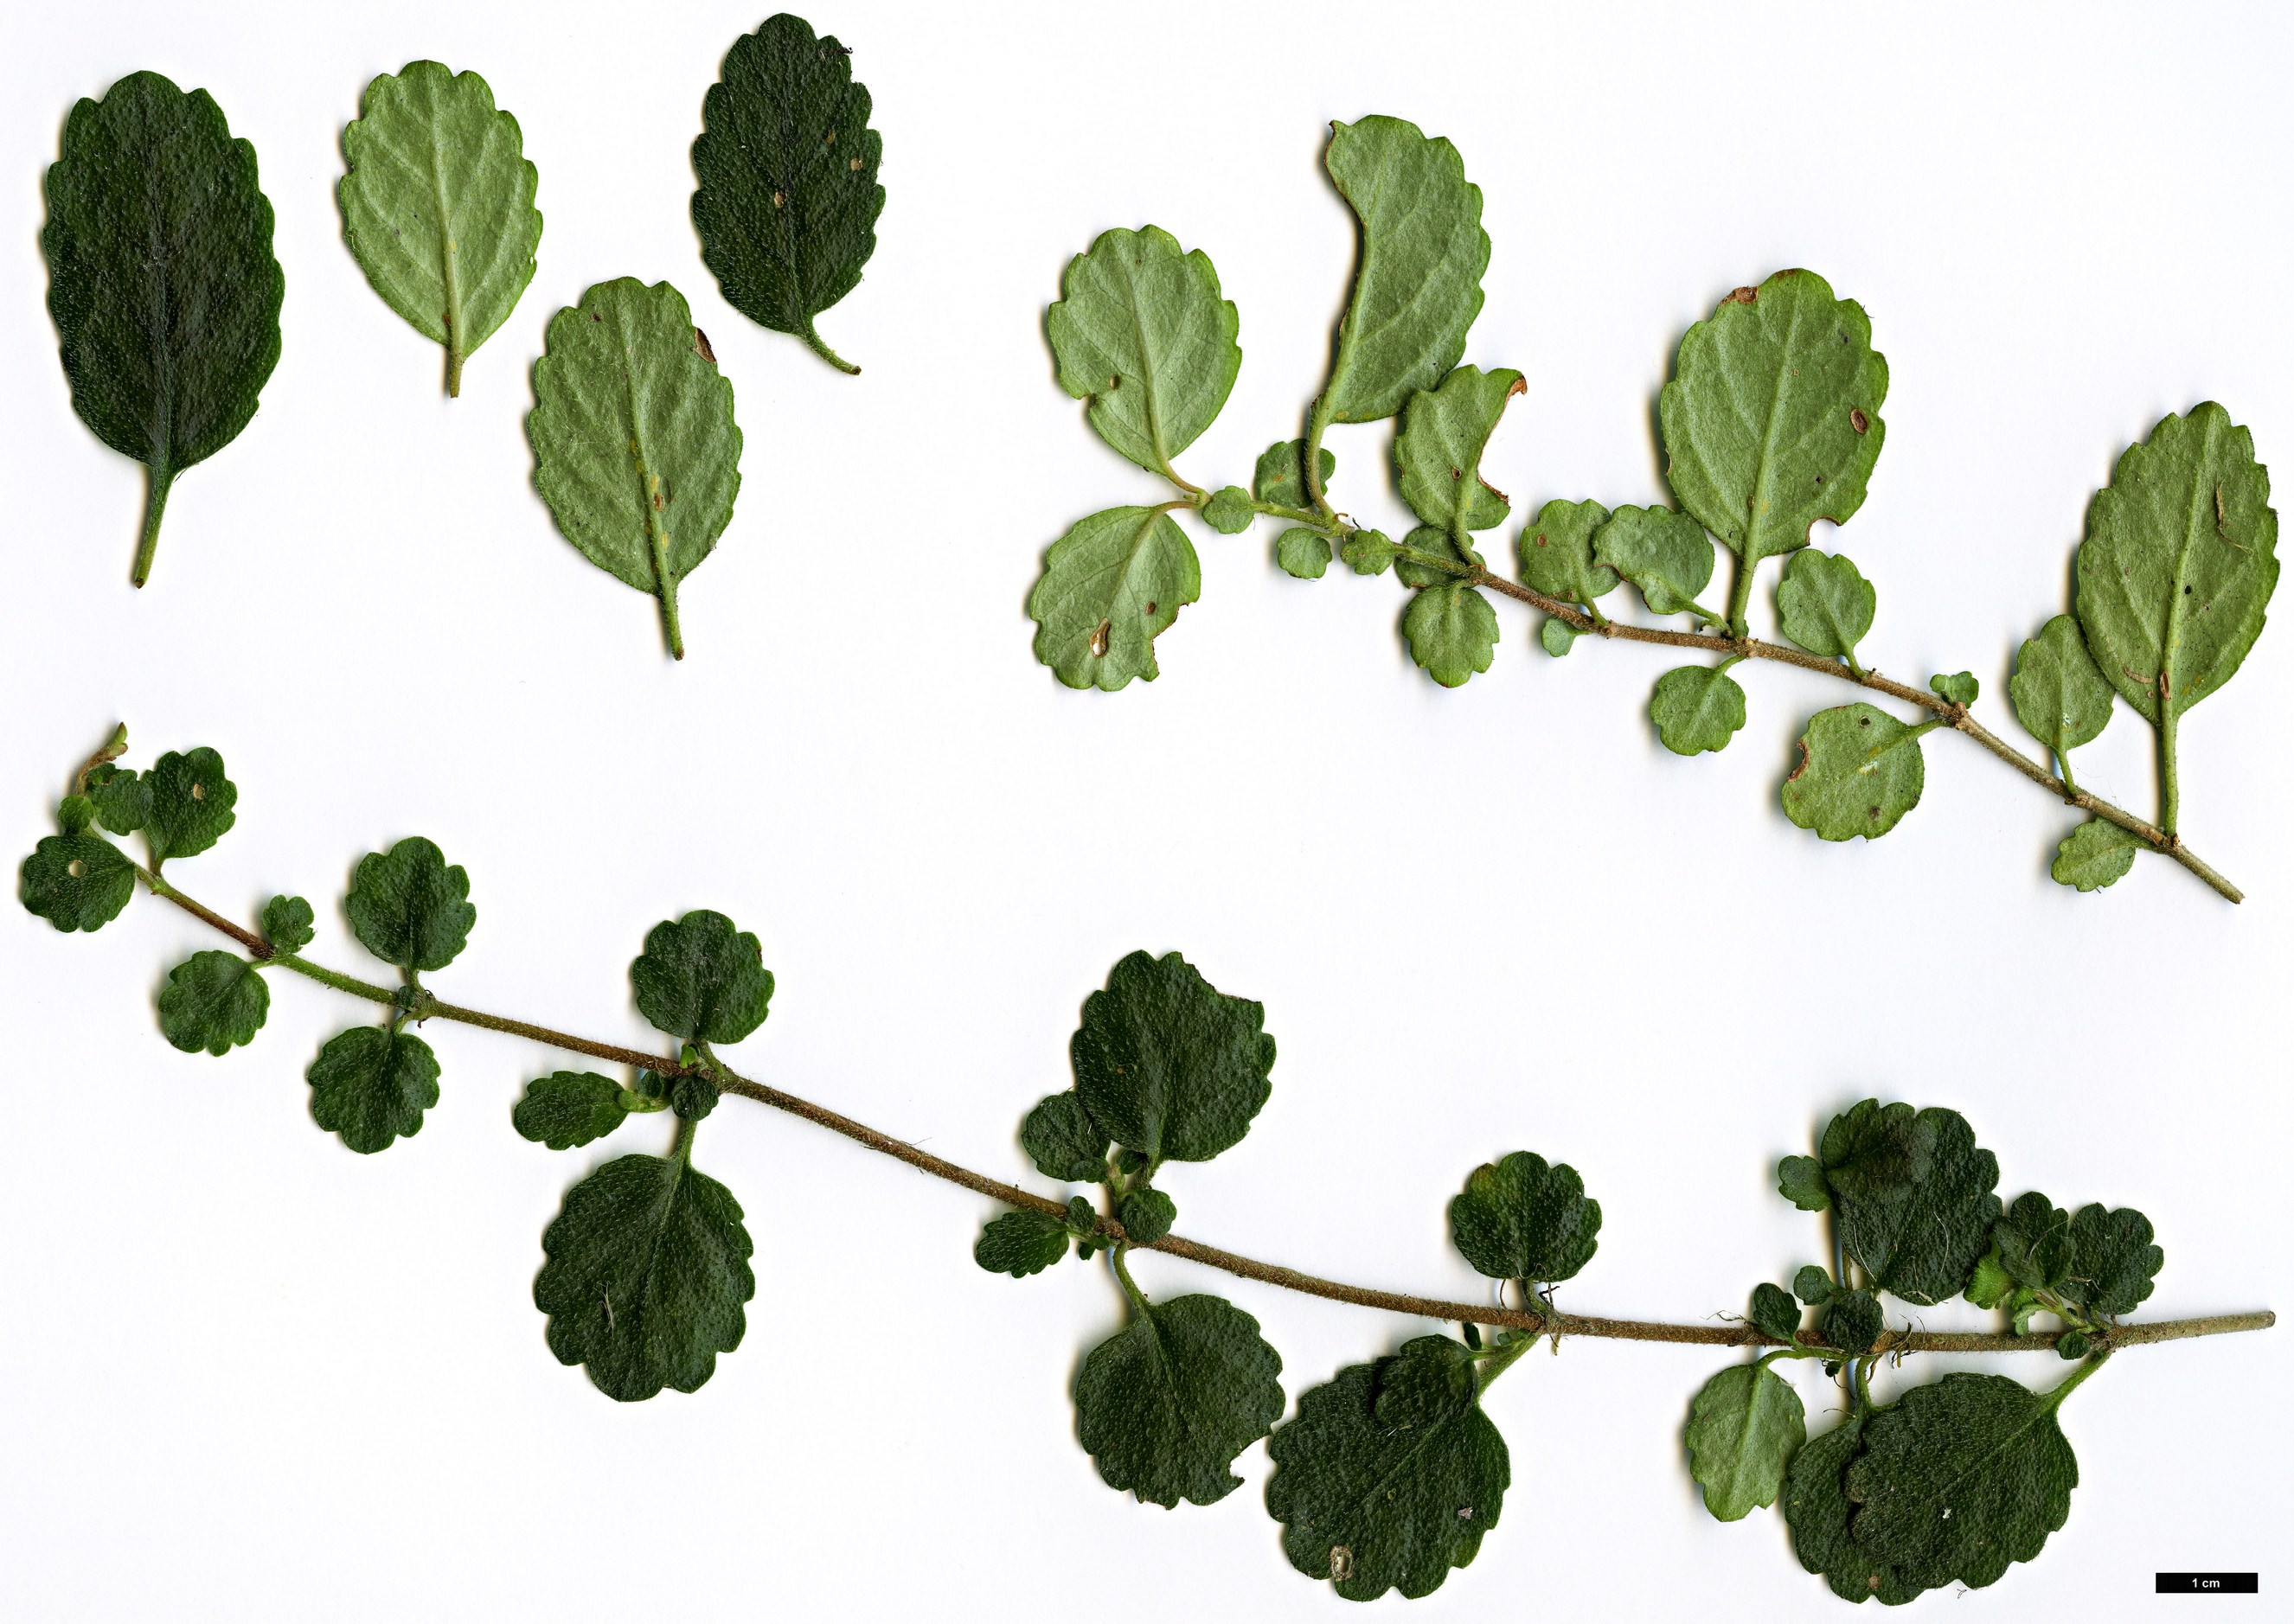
left=131, top=464, right=176, bottom=589
left=799, top=318, right=861, bottom=376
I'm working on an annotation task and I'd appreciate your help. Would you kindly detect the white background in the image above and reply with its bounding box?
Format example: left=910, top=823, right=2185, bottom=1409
left=2, top=2, right=2286, bottom=1617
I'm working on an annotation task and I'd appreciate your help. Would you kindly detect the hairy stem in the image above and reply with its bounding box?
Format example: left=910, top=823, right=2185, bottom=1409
left=128, top=874, right=2276, bottom=1356
left=798, top=318, right=861, bottom=375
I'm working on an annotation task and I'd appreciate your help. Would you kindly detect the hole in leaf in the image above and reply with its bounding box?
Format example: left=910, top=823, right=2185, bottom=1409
left=1089, top=620, right=1111, bottom=658
left=191, top=783, right=206, bottom=801
left=67, top=860, right=85, bottom=879
left=1329, top=1547, right=1354, bottom=1581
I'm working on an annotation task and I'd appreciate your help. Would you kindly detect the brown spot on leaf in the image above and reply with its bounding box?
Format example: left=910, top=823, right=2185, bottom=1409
left=1506, top=375, right=1526, bottom=396
left=1727, top=285, right=1758, bottom=304
left=1329, top=1547, right=1354, bottom=1582
left=1145, top=601, right=1157, bottom=615
left=849, top=157, right=863, bottom=171
left=1786, top=740, right=1810, bottom=783
left=772, top=190, right=785, bottom=208
left=190, top=782, right=206, bottom=801
left=692, top=327, right=716, bottom=364
left=1089, top=620, right=1111, bottom=658
left=1867, top=804, right=1881, bottom=820
left=1534, top=533, right=1548, bottom=548
left=1849, top=407, right=1869, bottom=434
left=1108, top=374, right=1119, bottom=390
left=824, top=129, right=836, bottom=145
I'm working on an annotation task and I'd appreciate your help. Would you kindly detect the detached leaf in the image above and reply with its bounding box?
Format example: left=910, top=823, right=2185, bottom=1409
left=1403, top=582, right=1499, bottom=688
left=692, top=13, right=883, bottom=372
left=346, top=836, right=474, bottom=974
left=144, top=748, right=237, bottom=866
left=1450, top=1151, right=1601, bottom=1283
left=1266, top=1336, right=1508, bottom=1601
left=2076, top=403, right=2279, bottom=726
left=535, top=1152, right=756, bottom=1400
left=974, top=1209, right=1071, bottom=1278
left=1650, top=664, right=1747, bottom=756
left=1777, top=549, right=1875, bottom=659
left=157, top=950, right=269, bottom=1056
left=1593, top=506, right=1714, bottom=617
left=514, top=1071, right=630, bottom=1150
left=1781, top=704, right=1926, bottom=841
left=1075, top=1293, right=1283, bottom=1506
left=1255, top=440, right=1335, bottom=510
left=1821, top=1102, right=2002, bottom=1304
left=21, top=832, right=137, bottom=932
left=1516, top=498, right=1617, bottom=608
left=1687, top=1363, right=1805, bottom=1521
left=631, top=910, right=773, bottom=1046
left=260, top=894, right=315, bottom=954
left=1319, top=117, right=1490, bottom=423
left=2010, top=614, right=2115, bottom=758
left=529, top=278, right=742, bottom=660
left=1276, top=528, right=1332, bottom=579
left=1072, top=951, right=1272, bottom=1163
left=307, top=1026, right=440, bottom=1154
left=2064, top=1204, right=2163, bottom=1316
left=1048, top=227, right=1240, bottom=481
left=1660, top=271, right=1888, bottom=568
left=339, top=62, right=540, bottom=395
left=1785, top=1415, right=1924, bottom=1605
left=1395, top=366, right=1522, bottom=533
left=2052, top=818, right=2143, bottom=892
left=1750, top=1282, right=1802, bottom=1342
left=1029, top=506, right=1200, bottom=691
left=1021, top=1090, right=1107, bottom=1182
left=1846, top=1371, right=2079, bottom=1593
left=43, top=71, right=283, bottom=585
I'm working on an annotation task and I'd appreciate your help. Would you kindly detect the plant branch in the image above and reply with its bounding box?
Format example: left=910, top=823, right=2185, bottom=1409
left=129, top=875, right=2274, bottom=1356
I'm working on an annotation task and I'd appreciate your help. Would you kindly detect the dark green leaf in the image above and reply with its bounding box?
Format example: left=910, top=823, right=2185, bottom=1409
left=2064, top=1204, right=2163, bottom=1316
left=1686, top=1362, right=1805, bottom=1521
left=84, top=764, right=150, bottom=834
left=1319, top=117, right=1489, bottom=424
left=260, top=894, right=314, bottom=954
left=631, top=910, right=773, bottom=1046
left=1276, top=527, right=1331, bottom=579
left=1201, top=486, right=1255, bottom=534
left=1776, top=549, right=1875, bottom=659
left=1778, top=1155, right=1831, bottom=1212
left=1781, top=704, right=1926, bottom=841
left=1539, top=617, right=1580, bottom=656
left=692, top=12, right=882, bottom=370
left=1516, top=498, right=1617, bottom=608
left=1793, top=1264, right=1839, bottom=1306
left=1403, top=582, right=1499, bottom=688
left=1021, top=1090, right=1107, bottom=1182
left=1821, top=1289, right=1883, bottom=1354
left=1821, top=1102, right=2002, bottom=1304
left=2057, top=1330, right=2092, bottom=1360
left=1071, top=950, right=1273, bottom=1163
left=2051, top=820, right=2143, bottom=892
left=2010, top=614, right=2114, bottom=758
left=1650, top=663, right=1747, bottom=756
left=157, top=949, right=269, bottom=1056
left=1995, top=1191, right=2075, bottom=1294
left=1341, top=528, right=1397, bottom=576
left=43, top=71, right=282, bottom=583
left=1592, top=505, right=1714, bottom=617
left=2075, top=403, right=2279, bottom=726
left=1449, top=1151, right=1600, bottom=1283
left=1930, top=671, right=1979, bottom=707
left=1074, top=1293, right=1283, bottom=1506
left=1750, top=1282, right=1801, bottom=1342
left=1394, top=366, right=1522, bottom=533
left=1048, top=227, right=1240, bottom=480
left=1119, top=1188, right=1176, bottom=1245
left=529, top=278, right=743, bottom=659
left=58, top=796, right=93, bottom=835
left=346, top=836, right=474, bottom=974
left=1659, top=271, right=1888, bottom=570
left=1266, top=1336, right=1508, bottom=1600
left=1785, top=1414, right=1924, bottom=1605
left=513, top=1071, right=629, bottom=1150
left=338, top=61, right=540, bottom=393
left=1846, top=1371, right=2079, bottom=1592
left=974, top=1209, right=1071, bottom=1278
left=144, top=748, right=237, bottom=866
left=21, top=832, right=136, bottom=932
left=1254, top=439, right=1335, bottom=510
left=307, top=1026, right=440, bottom=1154
left=670, top=1072, right=720, bottom=1122
left=1028, top=506, right=1200, bottom=691
left=535, top=1152, right=755, bottom=1400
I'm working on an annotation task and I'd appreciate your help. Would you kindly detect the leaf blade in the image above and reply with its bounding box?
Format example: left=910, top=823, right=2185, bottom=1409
left=1687, top=1363, right=1805, bottom=1521
left=1075, top=1293, right=1284, bottom=1506
left=1028, top=507, right=1201, bottom=691
left=1781, top=704, right=1926, bottom=841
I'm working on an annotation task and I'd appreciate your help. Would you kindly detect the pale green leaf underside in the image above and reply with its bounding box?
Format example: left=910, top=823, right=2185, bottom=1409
left=529, top=278, right=741, bottom=655
left=338, top=61, right=541, bottom=384
left=1594, top=506, right=1713, bottom=617
left=1777, top=548, right=1874, bottom=659
left=1650, top=664, right=1746, bottom=755
left=2075, top=402, right=2279, bottom=725
left=1517, top=498, right=1616, bottom=607
left=1030, top=506, right=1200, bottom=690
left=2010, top=613, right=2115, bottom=757
left=2052, top=819, right=2143, bottom=892
left=1782, top=703, right=1925, bottom=841
left=1396, top=365, right=1521, bottom=533
left=1660, top=271, right=1888, bottom=565
left=1322, top=116, right=1489, bottom=424
left=1687, top=1363, right=1805, bottom=1521
left=1048, top=227, right=1240, bottom=479
left=1405, top=582, right=1497, bottom=687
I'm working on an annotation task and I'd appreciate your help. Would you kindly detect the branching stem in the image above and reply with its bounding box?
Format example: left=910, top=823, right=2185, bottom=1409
left=127, top=869, right=2275, bottom=1356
